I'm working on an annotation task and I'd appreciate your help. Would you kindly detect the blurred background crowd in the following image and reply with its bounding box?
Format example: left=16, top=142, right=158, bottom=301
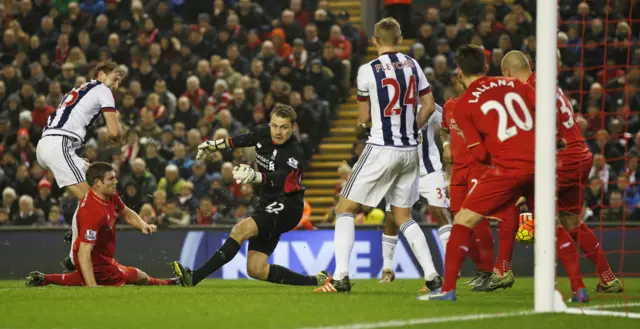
left=0, top=0, right=639, bottom=229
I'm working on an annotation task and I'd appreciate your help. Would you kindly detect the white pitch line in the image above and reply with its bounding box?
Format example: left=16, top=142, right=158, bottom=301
left=298, top=301, right=640, bottom=329
left=297, top=310, right=535, bottom=329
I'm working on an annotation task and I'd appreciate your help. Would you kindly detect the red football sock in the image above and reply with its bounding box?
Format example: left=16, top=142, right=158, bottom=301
left=442, top=224, right=472, bottom=292
left=44, top=271, right=84, bottom=286
left=147, top=277, right=176, bottom=286
left=466, top=230, right=483, bottom=269
left=557, top=226, right=585, bottom=291
left=474, top=219, right=495, bottom=272
left=570, top=222, right=616, bottom=283
left=495, top=219, right=518, bottom=275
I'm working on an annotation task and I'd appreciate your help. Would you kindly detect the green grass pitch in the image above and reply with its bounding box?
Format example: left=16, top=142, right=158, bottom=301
left=0, top=278, right=639, bottom=329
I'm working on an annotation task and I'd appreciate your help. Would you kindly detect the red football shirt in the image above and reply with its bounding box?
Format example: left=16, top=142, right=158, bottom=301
left=442, top=97, right=478, bottom=169
left=73, top=190, right=126, bottom=266
left=453, top=76, right=536, bottom=175
left=526, top=73, right=591, bottom=167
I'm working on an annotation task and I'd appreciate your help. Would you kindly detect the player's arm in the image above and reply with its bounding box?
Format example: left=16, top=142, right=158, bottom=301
left=196, top=125, right=269, bottom=160
left=75, top=205, right=101, bottom=287
left=355, top=65, right=371, bottom=138
left=416, top=67, right=436, bottom=129
left=452, top=102, right=488, bottom=163
left=77, top=242, right=98, bottom=287
left=115, top=193, right=157, bottom=234
left=99, top=86, right=123, bottom=142
left=440, top=126, right=451, bottom=164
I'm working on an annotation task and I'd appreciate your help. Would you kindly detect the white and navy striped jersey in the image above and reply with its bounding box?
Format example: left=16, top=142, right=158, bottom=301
left=356, top=52, right=431, bottom=147
left=419, top=103, right=443, bottom=174
left=43, top=80, right=116, bottom=142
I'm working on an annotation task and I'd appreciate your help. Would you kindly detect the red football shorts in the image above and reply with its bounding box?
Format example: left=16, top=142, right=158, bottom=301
left=449, top=163, right=490, bottom=216
left=557, top=156, right=592, bottom=214
left=74, top=257, right=139, bottom=286
left=461, top=166, right=534, bottom=222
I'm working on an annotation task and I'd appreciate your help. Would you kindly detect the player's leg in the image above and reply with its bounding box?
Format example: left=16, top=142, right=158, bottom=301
left=558, top=188, right=621, bottom=292
left=554, top=224, right=589, bottom=302
left=129, top=267, right=179, bottom=286
left=380, top=206, right=398, bottom=283
left=332, top=145, right=388, bottom=282
left=63, top=182, right=91, bottom=271
left=246, top=250, right=324, bottom=286
left=419, top=170, right=453, bottom=254
left=386, top=150, right=441, bottom=292
left=173, top=216, right=259, bottom=286
left=420, top=171, right=531, bottom=300
left=25, top=270, right=85, bottom=287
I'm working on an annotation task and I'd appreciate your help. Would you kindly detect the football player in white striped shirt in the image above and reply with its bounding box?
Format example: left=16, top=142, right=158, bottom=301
left=379, top=103, right=454, bottom=289
left=315, top=17, right=441, bottom=293
left=36, top=61, right=123, bottom=270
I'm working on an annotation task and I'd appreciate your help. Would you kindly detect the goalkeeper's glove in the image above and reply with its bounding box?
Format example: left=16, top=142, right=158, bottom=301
left=232, top=164, right=263, bottom=184
left=196, top=138, right=228, bottom=160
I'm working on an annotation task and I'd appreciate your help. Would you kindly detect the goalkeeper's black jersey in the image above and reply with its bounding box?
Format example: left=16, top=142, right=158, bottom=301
left=228, top=125, right=305, bottom=204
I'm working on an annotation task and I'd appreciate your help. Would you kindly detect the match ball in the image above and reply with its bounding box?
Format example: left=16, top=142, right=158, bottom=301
left=515, top=212, right=534, bottom=244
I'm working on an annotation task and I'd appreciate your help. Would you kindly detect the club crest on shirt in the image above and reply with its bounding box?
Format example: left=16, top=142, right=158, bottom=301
left=287, top=157, right=298, bottom=169
left=256, top=142, right=262, bottom=148
left=271, top=149, right=278, bottom=160
left=85, top=229, right=97, bottom=241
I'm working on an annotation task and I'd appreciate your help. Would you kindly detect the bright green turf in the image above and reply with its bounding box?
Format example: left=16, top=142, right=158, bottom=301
left=0, top=278, right=638, bottom=329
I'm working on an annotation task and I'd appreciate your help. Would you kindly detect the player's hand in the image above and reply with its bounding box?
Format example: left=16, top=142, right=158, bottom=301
left=196, top=141, right=217, bottom=160
left=233, top=164, right=259, bottom=184
left=141, top=224, right=158, bottom=234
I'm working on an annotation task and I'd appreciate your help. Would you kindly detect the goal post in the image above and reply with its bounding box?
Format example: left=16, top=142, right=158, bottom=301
left=534, top=0, right=558, bottom=313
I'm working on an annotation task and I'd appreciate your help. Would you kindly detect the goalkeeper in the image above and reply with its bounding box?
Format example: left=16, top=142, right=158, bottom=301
left=171, top=105, right=329, bottom=287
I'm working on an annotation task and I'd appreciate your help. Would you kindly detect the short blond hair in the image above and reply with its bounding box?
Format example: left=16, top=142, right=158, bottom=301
left=374, top=17, right=401, bottom=46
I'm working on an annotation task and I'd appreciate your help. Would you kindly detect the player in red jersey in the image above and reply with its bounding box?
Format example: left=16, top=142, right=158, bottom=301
left=418, top=45, right=536, bottom=301
left=441, top=97, right=496, bottom=288
left=502, top=50, right=622, bottom=293
left=25, top=162, right=179, bottom=287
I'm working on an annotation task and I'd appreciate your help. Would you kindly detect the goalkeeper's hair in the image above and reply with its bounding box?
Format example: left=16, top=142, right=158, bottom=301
left=270, top=104, right=297, bottom=124
left=86, top=162, right=116, bottom=187
left=455, top=44, right=486, bottom=76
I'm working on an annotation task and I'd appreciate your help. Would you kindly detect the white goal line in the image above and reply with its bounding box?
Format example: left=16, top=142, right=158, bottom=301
left=298, top=301, right=640, bottom=329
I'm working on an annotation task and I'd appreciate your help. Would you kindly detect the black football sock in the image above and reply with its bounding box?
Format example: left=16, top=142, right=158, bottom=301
left=192, top=238, right=241, bottom=285
left=266, top=264, right=318, bottom=286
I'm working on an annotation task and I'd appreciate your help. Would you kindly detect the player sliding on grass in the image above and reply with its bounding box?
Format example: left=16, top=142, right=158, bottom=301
left=501, top=50, right=622, bottom=293
left=171, top=105, right=329, bottom=287
left=25, top=162, right=178, bottom=287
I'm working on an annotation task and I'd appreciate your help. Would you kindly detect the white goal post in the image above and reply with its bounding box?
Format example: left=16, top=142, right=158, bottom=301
left=534, top=0, right=558, bottom=313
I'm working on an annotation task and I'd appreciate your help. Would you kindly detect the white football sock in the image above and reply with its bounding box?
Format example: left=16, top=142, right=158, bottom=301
left=333, top=213, right=355, bottom=280
left=382, top=234, right=398, bottom=271
left=438, top=224, right=452, bottom=257
left=401, top=219, right=438, bottom=281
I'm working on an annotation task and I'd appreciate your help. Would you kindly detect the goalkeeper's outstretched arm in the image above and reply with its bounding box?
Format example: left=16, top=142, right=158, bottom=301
left=197, top=125, right=269, bottom=160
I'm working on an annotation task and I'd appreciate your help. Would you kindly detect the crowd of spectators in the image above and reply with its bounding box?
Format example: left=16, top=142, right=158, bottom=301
left=0, top=0, right=364, bottom=227
left=324, top=0, right=640, bottom=224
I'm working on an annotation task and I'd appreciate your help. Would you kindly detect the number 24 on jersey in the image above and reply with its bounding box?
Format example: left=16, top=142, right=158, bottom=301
left=381, top=75, right=417, bottom=117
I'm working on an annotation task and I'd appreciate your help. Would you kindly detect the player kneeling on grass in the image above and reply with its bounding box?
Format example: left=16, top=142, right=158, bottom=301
left=171, top=105, right=329, bottom=287
left=25, top=162, right=179, bottom=287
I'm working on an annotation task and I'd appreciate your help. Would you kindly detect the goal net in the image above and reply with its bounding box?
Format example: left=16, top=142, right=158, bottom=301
left=536, top=0, right=640, bottom=316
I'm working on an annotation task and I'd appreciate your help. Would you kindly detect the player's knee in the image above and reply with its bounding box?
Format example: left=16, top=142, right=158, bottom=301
left=454, top=209, right=482, bottom=227
left=559, top=212, right=581, bottom=231
left=135, top=269, right=150, bottom=285
left=246, top=261, right=269, bottom=280
left=335, top=197, right=359, bottom=214
left=229, top=219, right=258, bottom=242
left=429, top=206, right=452, bottom=226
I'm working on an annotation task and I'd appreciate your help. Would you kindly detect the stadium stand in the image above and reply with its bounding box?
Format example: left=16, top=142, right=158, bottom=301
left=0, top=0, right=639, bottom=228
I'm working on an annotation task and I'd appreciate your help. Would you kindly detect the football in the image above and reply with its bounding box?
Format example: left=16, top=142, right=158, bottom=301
left=516, top=213, right=535, bottom=244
